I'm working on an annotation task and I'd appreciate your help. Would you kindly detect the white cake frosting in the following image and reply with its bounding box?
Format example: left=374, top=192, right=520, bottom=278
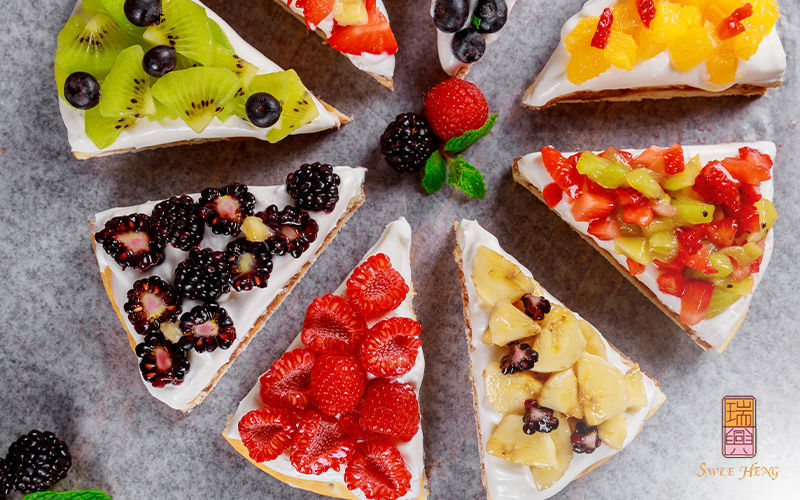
left=223, top=218, right=425, bottom=500
left=523, top=0, right=787, bottom=108
left=514, top=142, right=775, bottom=351
left=456, top=219, right=665, bottom=500
left=60, top=0, right=343, bottom=156
left=90, top=167, right=366, bottom=411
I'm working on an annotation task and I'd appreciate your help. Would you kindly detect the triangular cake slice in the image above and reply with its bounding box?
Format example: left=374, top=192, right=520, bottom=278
left=90, top=166, right=365, bottom=411
left=273, top=0, right=398, bottom=89
left=223, top=218, right=428, bottom=500
left=512, top=142, right=777, bottom=352
left=523, top=0, right=786, bottom=109
left=454, top=219, right=665, bottom=500
left=56, top=0, right=348, bottom=159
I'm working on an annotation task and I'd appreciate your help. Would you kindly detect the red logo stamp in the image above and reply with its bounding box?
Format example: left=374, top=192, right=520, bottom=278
left=722, top=396, right=756, bottom=458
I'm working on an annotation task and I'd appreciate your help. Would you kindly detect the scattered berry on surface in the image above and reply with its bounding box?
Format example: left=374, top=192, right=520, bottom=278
left=198, top=183, right=256, bottom=236
left=174, top=247, right=232, bottom=301
left=344, top=440, right=412, bottom=500
left=179, top=302, right=236, bottom=353
left=94, top=213, right=165, bottom=271
left=238, top=407, right=297, bottom=463
left=522, top=400, right=559, bottom=434
left=149, top=195, right=204, bottom=251
left=259, top=348, right=317, bottom=410
left=379, top=113, right=438, bottom=174
left=135, top=330, right=191, bottom=387
left=257, top=205, right=319, bottom=258
left=499, top=341, right=538, bottom=374
left=124, top=276, right=182, bottom=334
left=286, top=163, right=340, bottom=212
left=301, top=294, right=368, bottom=355
left=571, top=421, right=601, bottom=454
left=310, top=354, right=367, bottom=417
left=290, top=411, right=357, bottom=475
left=4, top=430, right=71, bottom=494
left=424, top=78, right=489, bottom=141
left=359, top=317, right=422, bottom=377
left=359, top=380, right=420, bottom=441
left=225, top=238, right=273, bottom=291
left=64, top=72, right=100, bottom=110
left=346, top=253, right=409, bottom=320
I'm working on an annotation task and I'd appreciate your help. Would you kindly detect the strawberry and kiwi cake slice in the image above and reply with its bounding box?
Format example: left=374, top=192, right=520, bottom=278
left=512, top=142, right=777, bottom=352
left=223, top=218, right=428, bottom=500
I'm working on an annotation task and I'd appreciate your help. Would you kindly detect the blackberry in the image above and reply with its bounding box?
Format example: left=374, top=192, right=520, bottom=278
left=499, top=341, right=538, bottom=374
left=256, top=205, right=319, bottom=258
left=4, top=430, right=71, bottom=494
left=149, top=195, right=204, bottom=250
left=521, top=294, right=551, bottom=321
left=135, top=330, right=191, bottom=387
left=225, top=239, right=273, bottom=291
left=286, top=163, right=341, bottom=212
left=94, top=214, right=166, bottom=271
left=522, top=400, right=559, bottom=434
left=174, top=248, right=232, bottom=301
left=380, top=113, right=438, bottom=173
left=179, top=302, right=237, bottom=353
left=571, top=421, right=602, bottom=454
left=123, top=276, right=182, bottom=334
left=0, top=457, right=11, bottom=498
left=198, top=183, right=256, bottom=236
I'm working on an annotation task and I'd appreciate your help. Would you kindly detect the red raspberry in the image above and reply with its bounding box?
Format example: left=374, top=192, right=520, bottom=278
left=344, top=440, right=412, bottom=500
left=290, top=410, right=357, bottom=475
left=238, top=407, right=297, bottom=463
left=360, top=317, right=422, bottom=377
left=259, top=348, right=317, bottom=410
left=424, top=78, right=489, bottom=140
left=311, top=354, right=367, bottom=417
left=340, top=401, right=380, bottom=442
left=347, top=254, right=409, bottom=320
left=359, top=380, right=420, bottom=441
left=302, top=294, right=368, bottom=355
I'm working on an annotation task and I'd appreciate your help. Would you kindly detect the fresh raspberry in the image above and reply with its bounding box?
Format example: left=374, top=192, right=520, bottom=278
left=360, top=318, right=422, bottom=377
left=238, top=407, right=297, bottom=463
left=359, top=380, right=420, bottom=441
left=344, top=440, right=412, bottom=500
left=347, top=254, right=409, bottom=320
left=290, top=411, right=357, bottom=475
left=310, top=354, right=367, bottom=417
left=259, top=348, right=317, bottom=410
left=340, top=401, right=380, bottom=442
left=424, top=78, right=489, bottom=140
left=302, top=294, right=368, bottom=355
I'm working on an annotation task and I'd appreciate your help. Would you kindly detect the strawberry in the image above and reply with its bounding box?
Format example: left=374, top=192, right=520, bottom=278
left=302, top=294, right=368, bottom=355
left=259, top=348, right=317, bottom=410
left=675, top=228, right=717, bottom=274
left=626, top=258, right=645, bottom=276
left=693, top=161, right=742, bottom=211
left=423, top=78, right=489, bottom=140
left=623, top=204, right=654, bottom=227
left=238, top=407, right=297, bottom=463
left=347, top=254, right=409, bottom=320
left=740, top=183, right=762, bottom=206
left=591, top=8, right=613, bottom=49
left=717, top=3, right=753, bottom=40
left=732, top=255, right=763, bottom=281
left=587, top=219, right=621, bottom=241
left=729, top=147, right=773, bottom=184
left=542, top=183, right=563, bottom=209
left=613, top=187, right=647, bottom=207
left=657, top=272, right=686, bottom=297
left=567, top=152, right=583, bottom=168
left=311, top=354, right=366, bottom=417
left=360, top=317, right=422, bottom=377
left=695, top=218, right=738, bottom=248
left=733, top=204, right=761, bottom=236
left=542, top=147, right=583, bottom=199
left=631, top=145, right=662, bottom=168
left=303, top=0, right=334, bottom=30
left=360, top=380, right=420, bottom=441
left=344, top=440, right=412, bottom=500
left=327, top=0, right=397, bottom=56
left=680, top=279, right=715, bottom=326
left=654, top=258, right=685, bottom=273
left=570, top=191, right=615, bottom=222
left=290, top=410, right=357, bottom=475
left=662, top=144, right=685, bottom=174
left=635, top=0, right=656, bottom=28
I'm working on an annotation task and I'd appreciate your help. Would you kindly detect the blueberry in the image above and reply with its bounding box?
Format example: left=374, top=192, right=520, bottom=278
left=64, top=72, right=101, bottom=110
left=143, top=45, right=177, bottom=77
left=452, top=28, right=486, bottom=63
left=433, top=0, right=470, bottom=34
left=124, top=0, right=162, bottom=27
left=245, top=93, right=282, bottom=128
left=473, top=0, right=508, bottom=34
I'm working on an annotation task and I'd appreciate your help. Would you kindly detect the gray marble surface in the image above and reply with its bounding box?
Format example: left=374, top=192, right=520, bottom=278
left=1, top=0, right=799, bottom=499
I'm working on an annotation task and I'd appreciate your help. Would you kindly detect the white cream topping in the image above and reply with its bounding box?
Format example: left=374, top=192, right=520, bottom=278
left=60, top=0, right=342, bottom=156
left=90, top=167, right=366, bottom=411
left=223, top=218, right=425, bottom=500
left=456, top=219, right=665, bottom=500
left=514, top=142, right=775, bottom=350
left=523, top=0, right=787, bottom=108
left=431, top=0, right=519, bottom=76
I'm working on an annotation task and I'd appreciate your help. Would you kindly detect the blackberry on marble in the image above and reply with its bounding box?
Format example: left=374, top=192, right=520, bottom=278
left=380, top=113, right=438, bottom=173
left=4, top=430, right=71, bottom=494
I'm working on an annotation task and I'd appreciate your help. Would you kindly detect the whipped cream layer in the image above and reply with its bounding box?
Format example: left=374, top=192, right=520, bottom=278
left=523, top=0, right=786, bottom=108
left=456, top=219, right=665, bottom=500
left=515, top=143, right=775, bottom=351
left=91, top=167, right=366, bottom=411
left=61, top=0, right=342, bottom=156
left=431, top=0, right=518, bottom=76
left=224, top=218, right=426, bottom=500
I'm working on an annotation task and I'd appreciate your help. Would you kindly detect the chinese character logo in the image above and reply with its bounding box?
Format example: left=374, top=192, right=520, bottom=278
left=723, top=396, right=756, bottom=458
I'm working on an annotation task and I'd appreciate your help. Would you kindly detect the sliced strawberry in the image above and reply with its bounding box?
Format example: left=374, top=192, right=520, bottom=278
left=721, top=158, right=770, bottom=186
left=740, top=183, right=762, bottom=206
left=587, top=219, right=621, bottom=241
left=650, top=198, right=679, bottom=217
left=675, top=228, right=717, bottom=274
left=328, top=0, right=398, bottom=56
left=567, top=152, right=583, bottom=168
left=680, top=279, right=715, bottom=326
left=623, top=204, right=654, bottom=227
left=693, top=161, right=742, bottom=211
left=627, top=258, right=645, bottom=276
left=654, top=258, right=685, bottom=273
left=542, top=183, right=563, bottom=209
left=347, top=253, right=409, bottom=320
left=259, top=348, right=317, bottom=410
left=732, top=254, right=763, bottom=281
left=303, top=0, right=334, bottom=30
left=613, top=187, right=647, bottom=207
left=733, top=204, right=761, bottom=236
left=657, top=272, right=686, bottom=297
left=290, top=410, right=357, bottom=475
left=360, top=317, right=422, bottom=377
left=662, top=144, right=685, bottom=174
left=733, top=146, right=773, bottom=184
left=302, top=294, right=368, bottom=355
left=570, top=191, right=615, bottom=222
left=542, top=146, right=583, bottom=199
left=311, top=353, right=366, bottom=417
left=360, top=380, right=420, bottom=441
left=631, top=145, right=663, bottom=168
left=345, top=440, right=412, bottom=500
left=695, top=218, right=738, bottom=248
left=238, top=407, right=297, bottom=463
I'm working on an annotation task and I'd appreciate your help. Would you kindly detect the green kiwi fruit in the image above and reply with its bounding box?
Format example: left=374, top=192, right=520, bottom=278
left=147, top=99, right=179, bottom=121
left=99, top=45, right=156, bottom=118
left=208, top=18, right=234, bottom=51
left=143, top=0, right=214, bottom=66
left=150, top=66, right=240, bottom=133
left=55, top=63, right=69, bottom=101
left=81, top=0, right=107, bottom=15
left=98, top=0, right=144, bottom=35
left=85, top=106, right=137, bottom=149
left=212, top=45, right=258, bottom=89
left=55, top=13, right=131, bottom=78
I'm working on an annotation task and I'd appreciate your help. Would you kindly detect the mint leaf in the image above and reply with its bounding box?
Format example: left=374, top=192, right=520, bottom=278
left=447, top=155, right=486, bottom=199
left=471, top=16, right=481, bottom=29
left=421, top=150, right=447, bottom=194
left=24, top=491, right=111, bottom=500
left=444, top=113, right=498, bottom=153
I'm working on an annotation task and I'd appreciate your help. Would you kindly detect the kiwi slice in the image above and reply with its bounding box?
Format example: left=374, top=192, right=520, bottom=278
left=98, top=0, right=144, bottom=35
left=99, top=45, right=157, bottom=118
left=147, top=99, right=179, bottom=122
left=212, top=45, right=258, bottom=88
left=82, top=0, right=107, bottom=15
left=85, top=106, right=137, bottom=149
left=208, top=19, right=234, bottom=51
left=55, top=13, right=131, bottom=78
left=150, top=67, right=240, bottom=133
left=143, top=0, right=214, bottom=66
left=54, top=63, right=69, bottom=101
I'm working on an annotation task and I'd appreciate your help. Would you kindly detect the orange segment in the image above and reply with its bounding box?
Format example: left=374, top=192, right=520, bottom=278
left=605, top=31, right=639, bottom=70
left=707, top=40, right=738, bottom=84
left=669, top=21, right=717, bottom=71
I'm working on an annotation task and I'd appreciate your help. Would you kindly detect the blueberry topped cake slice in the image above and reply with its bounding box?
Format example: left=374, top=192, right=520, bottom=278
left=90, top=165, right=365, bottom=412
left=56, top=0, right=348, bottom=159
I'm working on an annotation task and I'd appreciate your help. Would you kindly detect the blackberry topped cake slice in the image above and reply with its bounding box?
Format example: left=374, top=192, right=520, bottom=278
left=90, top=165, right=366, bottom=412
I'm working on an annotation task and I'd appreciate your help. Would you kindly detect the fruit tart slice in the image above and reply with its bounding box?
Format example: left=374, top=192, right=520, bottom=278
left=223, top=218, right=428, bottom=500
left=90, top=165, right=365, bottom=412
left=512, top=142, right=777, bottom=352
left=523, top=0, right=786, bottom=109
left=273, top=0, right=398, bottom=89
left=454, top=219, right=665, bottom=500
left=56, top=0, right=348, bottom=159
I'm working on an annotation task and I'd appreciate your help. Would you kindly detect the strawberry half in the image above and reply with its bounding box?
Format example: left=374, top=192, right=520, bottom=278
left=541, top=147, right=583, bottom=199
left=657, top=272, right=686, bottom=297
left=238, top=407, right=297, bottom=463
left=587, top=219, right=621, bottom=241
left=344, top=440, right=412, bottom=500
left=360, top=317, right=422, bottom=377
left=290, top=411, right=357, bottom=475
left=680, top=279, right=715, bottom=326
left=303, top=0, right=334, bottom=30
left=327, top=0, right=398, bottom=56
left=302, top=294, right=368, bottom=355
left=359, top=380, right=420, bottom=441
left=259, top=348, right=317, bottom=410
left=347, top=254, right=409, bottom=320
left=311, top=354, right=367, bottom=417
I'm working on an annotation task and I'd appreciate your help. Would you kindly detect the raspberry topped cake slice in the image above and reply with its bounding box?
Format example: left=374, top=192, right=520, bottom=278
left=454, top=220, right=665, bottom=500
left=512, top=143, right=777, bottom=352
left=523, top=0, right=786, bottom=109
left=223, top=218, right=428, bottom=500
left=91, top=165, right=365, bottom=412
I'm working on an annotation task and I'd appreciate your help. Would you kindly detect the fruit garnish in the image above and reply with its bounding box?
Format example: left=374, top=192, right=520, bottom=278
left=124, top=0, right=162, bottom=27
left=135, top=330, right=191, bottom=387
left=433, top=0, right=469, bottom=33
left=142, top=45, right=177, bottom=77
left=718, top=2, right=753, bottom=40
left=302, top=294, right=368, bottom=355
left=521, top=294, right=551, bottom=321
left=224, top=239, right=273, bottom=291
left=635, top=0, right=655, bottom=28
left=522, top=400, right=559, bottom=434
left=486, top=414, right=560, bottom=467
left=542, top=183, right=563, bottom=209
left=340, top=401, right=380, bottom=442
left=198, top=183, right=256, bottom=236
left=541, top=147, right=583, bottom=199
left=344, top=440, right=412, bottom=500
left=173, top=247, right=233, bottom=301
left=359, top=317, right=422, bottom=377
left=484, top=361, right=543, bottom=414
left=84, top=107, right=138, bottom=149
left=680, top=279, right=714, bottom=326
left=424, top=78, right=489, bottom=141
left=238, top=406, right=297, bottom=463
left=359, top=380, right=420, bottom=441
left=570, top=191, right=615, bottom=222
left=124, top=276, right=182, bottom=334
left=3, top=430, right=71, bottom=495
left=333, top=0, right=368, bottom=25
left=242, top=92, right=281, bottom=129
left=500, top=341, right=538, bottom=375
left=55, top=14, right=131, bottom=78
left=149, top=195, right=204, bottom=251
left=473, top=0, right=509, bottom=34
left=571, top=421, right=601, bottom=454
left=99, top=45, right=156, bottom=119
left=591, top=8, right=614, bottom=49
left=143, top=0, right=214, bottom=66
left=452, top=27, right=487, bottom=63
left=290, top=411, right=357, bottom=475
left=303, top=0, right=335, bottom=30
left=587, top=219, right=621, bottom=241
left=380, top=113, right=439, bottom=174
left=311, top=354, right=367, bottom=417
left=328, top=0, right=397, bottom=56
left=257, top=205, right=320, bottom=258
left=179, top=302, right=236, bottom=353
left=627, top=258, right=645, bottom=276
left=656, top=271, right=686, bottom=297
left=260, top=348, right=317, bottom=410
left=347, top=253, right=409, bottom=320
left=94, top=213, right=165, bottom=271
left=286, top=163, right=341, bottom=212
left=63, top=72, right=101, bottom=110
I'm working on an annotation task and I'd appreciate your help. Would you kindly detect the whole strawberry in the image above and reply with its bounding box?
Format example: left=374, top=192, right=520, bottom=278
left=311, top=354, right=367, bottom=417
left=424, top=78, right=489, bottom=140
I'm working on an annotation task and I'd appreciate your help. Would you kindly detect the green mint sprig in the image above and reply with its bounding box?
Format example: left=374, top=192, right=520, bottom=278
left=444, top=114, right=497, bottom=153
left=24, top=490, right=111, bottom=500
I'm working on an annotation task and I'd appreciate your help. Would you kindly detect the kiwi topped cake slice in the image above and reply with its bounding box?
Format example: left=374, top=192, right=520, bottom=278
left=99, top=45, right=157, bottom=118
left=55, top=13, right=131, bottom=78
left=143, top=0, right=215, bottom=66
